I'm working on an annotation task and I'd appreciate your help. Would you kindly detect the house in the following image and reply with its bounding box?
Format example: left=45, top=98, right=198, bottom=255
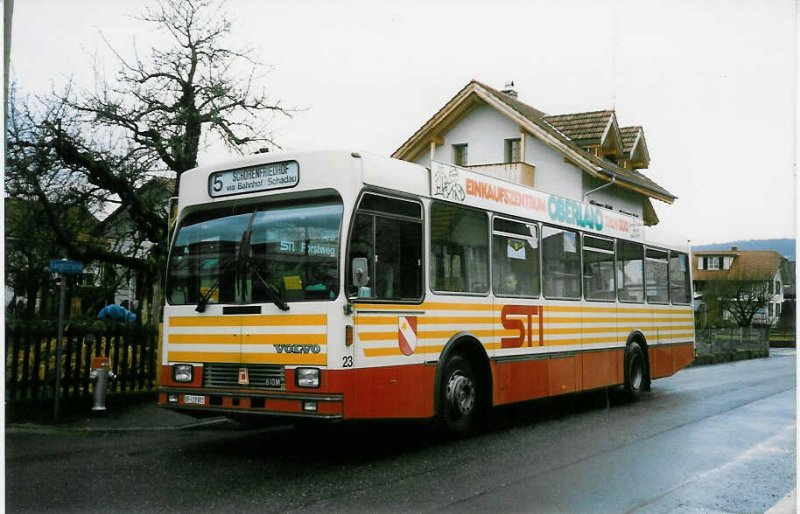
left=692, top=248, right=788, bottom=326
left=92, top=176, right=175, bottom=323
left=392, top=80, right=675, bottom=225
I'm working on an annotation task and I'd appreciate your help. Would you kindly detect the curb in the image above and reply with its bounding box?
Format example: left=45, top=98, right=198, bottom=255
left=6, top=416, right=232, bottom=434
left=766, top=489, right=797, bottom=514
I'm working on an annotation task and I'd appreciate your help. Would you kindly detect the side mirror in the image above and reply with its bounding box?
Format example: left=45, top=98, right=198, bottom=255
left=352, top=257, right=370, bottom=288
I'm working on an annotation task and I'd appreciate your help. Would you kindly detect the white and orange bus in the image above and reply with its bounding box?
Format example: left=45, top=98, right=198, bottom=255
left=159, top=150, right=694, bottom=433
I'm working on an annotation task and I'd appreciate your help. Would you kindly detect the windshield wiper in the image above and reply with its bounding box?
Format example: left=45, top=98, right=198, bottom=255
left=194, top=256, right=237, bottom=312
left=238, top=209, right=258, bottom=299
left=253, top=268, right=290, bottom=311
left=195, top=281, right=219, bottom=313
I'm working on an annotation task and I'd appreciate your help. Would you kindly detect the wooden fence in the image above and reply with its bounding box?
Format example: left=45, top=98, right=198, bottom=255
left=6, top=322, right=159, bottom=404
left=694, top=326, right=770, bottom=363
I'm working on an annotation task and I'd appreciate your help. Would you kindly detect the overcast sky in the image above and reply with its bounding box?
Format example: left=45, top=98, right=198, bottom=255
left=10, top=0, right=797, bottom=245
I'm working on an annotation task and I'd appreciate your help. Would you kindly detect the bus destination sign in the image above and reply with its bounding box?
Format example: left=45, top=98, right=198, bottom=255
left=209, top=160, right=299, bottom=198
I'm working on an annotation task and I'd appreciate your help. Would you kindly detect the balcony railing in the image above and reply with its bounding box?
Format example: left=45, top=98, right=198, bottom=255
left=465, top=162, right=535, bottom=187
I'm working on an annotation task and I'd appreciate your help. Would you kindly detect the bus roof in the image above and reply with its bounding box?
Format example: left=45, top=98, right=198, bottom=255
left=179, top=150, right=688, bottom=251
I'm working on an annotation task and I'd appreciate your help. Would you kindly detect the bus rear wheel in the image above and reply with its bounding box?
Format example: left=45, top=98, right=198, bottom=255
left=625, top=341, right=646, bottom=399
left=440, top=355, right=480, bottom=435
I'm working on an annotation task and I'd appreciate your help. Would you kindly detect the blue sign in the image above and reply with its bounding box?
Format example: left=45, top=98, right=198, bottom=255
left=50, top=259, right=84, bottom=274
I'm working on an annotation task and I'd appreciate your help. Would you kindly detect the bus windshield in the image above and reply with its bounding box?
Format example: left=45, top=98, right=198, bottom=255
left=166, top=196, right=343, bottom=307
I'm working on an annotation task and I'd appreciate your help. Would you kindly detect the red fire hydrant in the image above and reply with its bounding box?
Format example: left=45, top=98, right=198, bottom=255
left=89, top=356, right=116, bottom=412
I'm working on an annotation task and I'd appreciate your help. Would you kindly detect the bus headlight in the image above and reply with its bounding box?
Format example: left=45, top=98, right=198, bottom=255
left=296, top=368, right=320, bottom=388
left=172, top=364, right=194, bottom=383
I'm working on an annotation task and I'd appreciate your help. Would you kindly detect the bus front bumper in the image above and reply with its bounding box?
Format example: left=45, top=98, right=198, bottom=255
left=158, top=388, right=344, bottom=420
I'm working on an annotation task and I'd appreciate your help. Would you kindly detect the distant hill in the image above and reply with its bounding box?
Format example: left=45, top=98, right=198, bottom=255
left=692, top=238, right=796, bottom=261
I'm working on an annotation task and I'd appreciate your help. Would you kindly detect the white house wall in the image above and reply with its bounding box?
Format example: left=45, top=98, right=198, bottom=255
left=417, top=103, right=522, bottom=166
left=582, top=175, right=644, bottom=219
left=413, top=102, right=596, bottom=203
left=522, top=132, right=583, bottom=199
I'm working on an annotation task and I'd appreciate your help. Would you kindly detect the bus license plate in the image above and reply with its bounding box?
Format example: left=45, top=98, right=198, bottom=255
left=184, top=394, right=206, bottom=405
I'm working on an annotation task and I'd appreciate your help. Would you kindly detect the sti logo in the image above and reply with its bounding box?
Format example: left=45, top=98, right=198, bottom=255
left=500, top=305, right=544, bottom=348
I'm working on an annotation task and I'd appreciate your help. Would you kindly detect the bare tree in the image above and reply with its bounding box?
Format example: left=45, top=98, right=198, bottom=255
left=6, top=0, right=294, bottom=317
left=700, top=267, right=777, bottom=328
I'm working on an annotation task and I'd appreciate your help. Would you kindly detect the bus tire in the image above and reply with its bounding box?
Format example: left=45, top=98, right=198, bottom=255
left=624, top=341, right=646, bottom=399
left=440, top=354, right=480, bottom=435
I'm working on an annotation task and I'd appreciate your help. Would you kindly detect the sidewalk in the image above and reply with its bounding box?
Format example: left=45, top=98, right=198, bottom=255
left=6, top=400, right=231, bottom=433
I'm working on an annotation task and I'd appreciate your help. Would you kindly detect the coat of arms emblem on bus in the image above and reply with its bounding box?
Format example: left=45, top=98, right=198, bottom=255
left=398, top=316, right=418, bottom=356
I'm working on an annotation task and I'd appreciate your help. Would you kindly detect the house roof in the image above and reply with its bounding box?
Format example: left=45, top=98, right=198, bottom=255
left=620, top=126, right=651, bottom=166
left=392, top=79, right=675, bottom=204
left=542, top=110, right=615, bottom=144
left=693, top=250, right=786, bottom=282
left=95, top=176, right=176, bottom=234
left=620, top=126, right=641, bottom=153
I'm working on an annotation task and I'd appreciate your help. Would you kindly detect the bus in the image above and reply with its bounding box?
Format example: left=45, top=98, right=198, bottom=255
left=159, top=150, right=694, bottom=434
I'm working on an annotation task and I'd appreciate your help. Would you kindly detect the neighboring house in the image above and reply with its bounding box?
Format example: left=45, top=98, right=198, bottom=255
left=393, top=80, right=675, bottom=225
left=692, top=248, right=788, bottom=326
left=92, top=177, right=175, bottom=322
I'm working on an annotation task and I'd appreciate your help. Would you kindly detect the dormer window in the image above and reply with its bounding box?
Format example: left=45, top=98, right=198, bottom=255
left=707, top=257, right=720, bottom=270
left=453, top=144, right=468, bottom=166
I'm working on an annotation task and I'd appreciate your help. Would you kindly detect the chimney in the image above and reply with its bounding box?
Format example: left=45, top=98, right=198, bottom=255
left=500, top=80, right=518, bottom=98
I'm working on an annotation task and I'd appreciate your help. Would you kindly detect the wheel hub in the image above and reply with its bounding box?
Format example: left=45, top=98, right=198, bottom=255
left=446, top=372, right=475, bottom=418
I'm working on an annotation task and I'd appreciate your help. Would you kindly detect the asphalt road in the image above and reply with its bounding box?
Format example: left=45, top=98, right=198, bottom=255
left=7, top=351, right=796, bottom=513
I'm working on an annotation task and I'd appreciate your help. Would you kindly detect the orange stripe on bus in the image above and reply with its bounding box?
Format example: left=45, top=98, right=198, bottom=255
left=170, top=334, right=239, bottom=344
left=355, top=302, right=495, bottom=312
left=363, top=345, right=445, bottom=357
left=169, top=314, right=326, bottom=327
left=354, top=316, right=400, bottom=325
left=170, top=333, right=326, bottom=345
left=423, top=316, right=496, bottom=325
left=544, top=305, right=692, bottom=315
left=240, top=353, right=327, bottom=365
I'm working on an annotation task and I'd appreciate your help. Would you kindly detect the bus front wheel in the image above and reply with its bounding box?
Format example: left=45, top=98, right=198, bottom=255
left=440, top=354, right=479, bottom=435
left=624, top=341, right=646, bottom=399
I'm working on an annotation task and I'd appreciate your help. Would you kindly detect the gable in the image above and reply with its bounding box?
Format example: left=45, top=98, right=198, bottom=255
left=392, top=80, right=675, bottom=205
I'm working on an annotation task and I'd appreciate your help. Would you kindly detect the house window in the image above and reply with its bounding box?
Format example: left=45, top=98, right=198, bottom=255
left=723, top=257, right=733, bottom=270
left=707, top=257, right=720, bottom=270
left=453, top=144, right=468, bottom=166
left=504, top=138, right=521, bottom=163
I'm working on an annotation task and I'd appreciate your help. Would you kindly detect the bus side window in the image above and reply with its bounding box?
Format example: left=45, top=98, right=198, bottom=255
left=430, top=202, right=489, bottom=294
left=583, top=235, right=615, bottom=301
left=669, top=252, right=691, bottom=304
left=617, top=241, right=644, bottom=303
left=492, top=217, right=540, bottom=297
left=542, top=226, right=581, bottom=299
left=645, top=248, right=669, bottom=304
left=347, top=193, right=423, bottom=301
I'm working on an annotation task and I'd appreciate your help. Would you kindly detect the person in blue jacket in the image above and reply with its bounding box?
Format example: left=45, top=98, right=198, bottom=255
left=97, top=300, right=137, bottom=323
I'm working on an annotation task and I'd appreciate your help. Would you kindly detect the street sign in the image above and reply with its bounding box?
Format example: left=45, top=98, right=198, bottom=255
left=49, top=259, right=84, bottom=274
